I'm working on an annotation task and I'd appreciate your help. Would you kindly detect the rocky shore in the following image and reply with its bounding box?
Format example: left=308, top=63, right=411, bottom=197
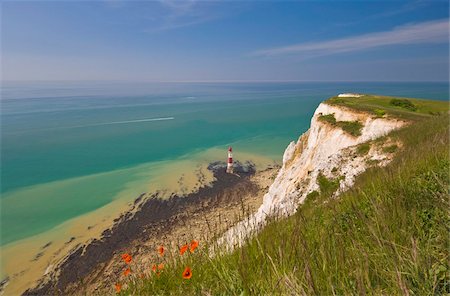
left=24, top=161, right=277, bottom=295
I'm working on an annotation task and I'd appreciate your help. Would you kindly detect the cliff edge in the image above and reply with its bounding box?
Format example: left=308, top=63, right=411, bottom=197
left=221, top=98, right=407, bottom=249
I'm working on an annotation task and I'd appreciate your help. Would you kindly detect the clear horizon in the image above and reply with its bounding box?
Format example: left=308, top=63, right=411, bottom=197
left=3, top=80, right=450, bottom=83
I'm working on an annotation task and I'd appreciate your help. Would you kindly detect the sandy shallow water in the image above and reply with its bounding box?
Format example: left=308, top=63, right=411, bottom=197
left=0, top=147, right=277, bottom=296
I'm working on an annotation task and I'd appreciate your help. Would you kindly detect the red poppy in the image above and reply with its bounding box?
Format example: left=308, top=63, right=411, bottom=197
left=158, top=245, right=165, bottom=256
left=121, top=253, right=132, bottom=264
left=190, top=240, right=199, bottom=253
left=158, top=263, right=164, bottom=270
left=115, top=283, right=121, bottom=293
left=152, top=264, right=157, bottom=272
left=182, top=267, right=192, bottom=279
left=123, top=267, right=131, bottom=276
left=179, top=244, right=188, bottom=255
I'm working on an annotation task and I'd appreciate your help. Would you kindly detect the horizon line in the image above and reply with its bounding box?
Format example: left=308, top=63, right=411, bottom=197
left=3, top=79, right=449, bottom=84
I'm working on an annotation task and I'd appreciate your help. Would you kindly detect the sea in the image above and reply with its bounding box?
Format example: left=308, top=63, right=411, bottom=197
left=0, top=81, right=448, bottom=288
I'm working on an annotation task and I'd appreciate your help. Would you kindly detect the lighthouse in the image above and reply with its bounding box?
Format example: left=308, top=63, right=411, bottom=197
left=226, top=146, right=234, bottom=174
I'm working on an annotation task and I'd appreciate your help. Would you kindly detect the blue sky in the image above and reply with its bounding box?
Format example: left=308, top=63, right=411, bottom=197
left=2, top=0, right=449, bottom=81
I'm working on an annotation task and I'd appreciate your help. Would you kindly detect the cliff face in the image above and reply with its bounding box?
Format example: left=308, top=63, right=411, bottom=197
left=221, top=102, right=407, bottom=249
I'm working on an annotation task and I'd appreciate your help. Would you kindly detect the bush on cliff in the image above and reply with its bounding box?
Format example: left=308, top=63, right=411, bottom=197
left=390, top=98, right=418, bottom=111
left=318, top=113, right=363, bottom=137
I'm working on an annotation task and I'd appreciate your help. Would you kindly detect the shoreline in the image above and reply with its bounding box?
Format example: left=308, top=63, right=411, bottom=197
left=1, top=147, right=279, bottom=296
left=23, top=161, right=278, bottom=295
left=0, top=159, right=216, bottom=296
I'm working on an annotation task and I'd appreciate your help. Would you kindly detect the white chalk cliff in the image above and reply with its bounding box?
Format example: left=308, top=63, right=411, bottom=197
left=220, top=101, right=407, bottom=249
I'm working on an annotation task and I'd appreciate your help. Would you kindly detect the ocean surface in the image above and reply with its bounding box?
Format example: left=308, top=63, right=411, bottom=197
left=1, top=81, right=448, bottom=246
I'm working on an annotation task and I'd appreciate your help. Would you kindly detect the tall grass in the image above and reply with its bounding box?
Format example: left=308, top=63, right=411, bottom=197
left=122, top=115, right=449, bottom=295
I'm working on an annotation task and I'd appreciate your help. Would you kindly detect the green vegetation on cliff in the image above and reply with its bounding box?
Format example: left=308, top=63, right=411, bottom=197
left=318, top=113, right=363, bottom=137
left=122, top=96, right=449, bottom=295
left=326, top=94, right=448, bottom=121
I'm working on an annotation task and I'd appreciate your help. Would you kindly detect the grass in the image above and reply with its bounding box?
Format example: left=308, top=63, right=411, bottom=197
left=337, top=120, right=363, bottom=137
left=305, top=190, right=319, bottom=202
left=318, top=114, right=363, bottom=137
left=317, top=113, right=336, bottom=125
left=383, top=144, right=398, bottom=154
left=356, top=142, right=371, bottom=155
left=317, top=172, right=342, bottom=197
left=326, top=94, right=448, bottom=121
left=119, top=103, right=449, bottom=295
left=374, top=109, right=386, bottom=118
left=390, top=98, right=418, bottom=112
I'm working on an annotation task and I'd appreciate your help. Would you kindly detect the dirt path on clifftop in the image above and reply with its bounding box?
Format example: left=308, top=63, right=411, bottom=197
left=24, top=163, right=278, bottom=295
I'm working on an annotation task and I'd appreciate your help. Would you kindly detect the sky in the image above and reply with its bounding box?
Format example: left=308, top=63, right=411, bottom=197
left=2, top=0, right=449, bottom=82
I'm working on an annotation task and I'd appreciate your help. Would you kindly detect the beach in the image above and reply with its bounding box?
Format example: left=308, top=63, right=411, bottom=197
left=22, top=160, right=279, bottom=295
left=0, top=147, right=277, bottom=295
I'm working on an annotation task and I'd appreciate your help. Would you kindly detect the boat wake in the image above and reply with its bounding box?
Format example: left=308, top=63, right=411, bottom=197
left=79, top=117, right=175, bottom=127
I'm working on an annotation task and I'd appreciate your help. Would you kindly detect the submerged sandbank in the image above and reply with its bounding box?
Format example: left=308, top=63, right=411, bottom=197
left=24, top=161, right=278, bottom=295
left=0, top=146, right=278, bottom=296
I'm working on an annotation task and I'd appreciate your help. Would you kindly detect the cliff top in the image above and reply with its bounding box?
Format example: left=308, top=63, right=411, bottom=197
left=325, top=94, right=448, bottom=121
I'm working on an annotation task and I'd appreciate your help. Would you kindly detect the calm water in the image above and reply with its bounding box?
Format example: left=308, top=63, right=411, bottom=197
left=1, top=81, right=448, bottom=245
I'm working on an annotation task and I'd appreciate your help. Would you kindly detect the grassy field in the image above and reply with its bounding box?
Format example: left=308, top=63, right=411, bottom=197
left=326, top=94, right=449, bottom=121
left=116, top=96, right=449, bottom=295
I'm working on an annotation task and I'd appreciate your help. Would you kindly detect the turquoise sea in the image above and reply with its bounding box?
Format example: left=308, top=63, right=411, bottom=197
left=1, top=82, right=448, bottom=246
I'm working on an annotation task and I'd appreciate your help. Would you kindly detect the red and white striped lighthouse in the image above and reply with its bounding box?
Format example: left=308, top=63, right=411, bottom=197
left=226, top=146, right=233, bottom=174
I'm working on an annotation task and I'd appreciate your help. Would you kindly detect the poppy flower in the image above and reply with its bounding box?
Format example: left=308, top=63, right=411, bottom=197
left=179, top=244, right=188, bottom=255
left=123, top=267, right=131, bottom=276
left=152, top=264, right=157, bottom=272
left=190, top=240, right=199, bottom=253
left=115, top=283, right=121, bottom=293
left=158, top=245, right=165, bottom=256
left=121, top=253, right=132, bottom=264
left=158, top=263, right=164, bottom=270
left=182, top=267, right=192, bottom=279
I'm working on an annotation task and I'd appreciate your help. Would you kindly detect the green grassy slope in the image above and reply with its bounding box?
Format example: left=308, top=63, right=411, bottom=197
left=326, top=94, right=449, bottom=121
left=119, top=97, right=449, bottom=295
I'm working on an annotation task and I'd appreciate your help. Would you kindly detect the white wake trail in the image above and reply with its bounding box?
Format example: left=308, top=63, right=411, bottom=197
left=86, top=117, right=175, bottom=127
left=8, top=117, right=176, bottom=135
